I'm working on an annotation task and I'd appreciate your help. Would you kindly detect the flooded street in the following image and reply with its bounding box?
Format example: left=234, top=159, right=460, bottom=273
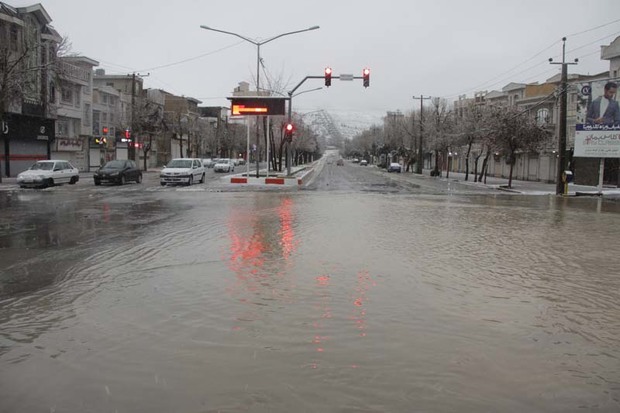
left=1, top=175, right=620, bottom=412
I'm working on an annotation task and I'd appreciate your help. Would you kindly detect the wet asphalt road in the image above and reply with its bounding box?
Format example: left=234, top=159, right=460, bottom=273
left=1, top=151, right=620, bottom=412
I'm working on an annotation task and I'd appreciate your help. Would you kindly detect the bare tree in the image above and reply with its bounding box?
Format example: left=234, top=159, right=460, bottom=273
left=492, top=106, right=551, bottom=188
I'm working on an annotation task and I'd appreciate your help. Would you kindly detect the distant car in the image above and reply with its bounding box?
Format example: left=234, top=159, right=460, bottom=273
left=352, top=158, right=360, bottom=163
left=360, top=160, right=368, bottom=166
left=202, top=158, right=216, bottom=168
left=337, top=159, right=344, bottom=166
left=160, top=158, right=205, bottom=186
left=214, top=158, right=235, bottom=173
left=17, top=160, right=79, bottom=188
left=236, top=158, right=246, bottom=166
left=387, top=162, right=402, bottom=173
left=94, top=159, right=142, bottom=185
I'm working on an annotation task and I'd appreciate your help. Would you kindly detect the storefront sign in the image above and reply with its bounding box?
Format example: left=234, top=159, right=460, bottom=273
left=56, top=138, right=83, bottom=151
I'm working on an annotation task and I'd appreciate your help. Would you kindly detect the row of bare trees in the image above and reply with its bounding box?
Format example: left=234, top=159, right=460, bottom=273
left=346, top=99, right=552, bottom=188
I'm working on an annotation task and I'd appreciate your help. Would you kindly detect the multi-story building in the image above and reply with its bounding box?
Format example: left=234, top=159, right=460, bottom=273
left=90, top=84, right=121, bottom=169
left=161, top=91, right=202, bottom=161
left=93, top=69, right=143, bottom=163
left=53, top=56, right=98, bottom=171
left=0, top=2, right=61, bottom=177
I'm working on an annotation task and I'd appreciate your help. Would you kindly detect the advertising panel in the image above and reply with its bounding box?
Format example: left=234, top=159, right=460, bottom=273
left=575, top=79, right=620, bottom=158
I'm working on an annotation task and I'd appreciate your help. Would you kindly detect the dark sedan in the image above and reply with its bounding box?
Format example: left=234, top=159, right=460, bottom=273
left=94, top=160, right=142, bottom=185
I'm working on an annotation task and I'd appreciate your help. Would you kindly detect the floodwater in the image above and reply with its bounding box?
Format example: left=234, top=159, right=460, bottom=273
left=1, top=190, right=619, bottom=412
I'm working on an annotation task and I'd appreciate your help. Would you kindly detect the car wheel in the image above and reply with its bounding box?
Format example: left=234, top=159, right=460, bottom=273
left=187, top=175, right=193, bottom=186
left=136, top=174, right=142, bottom=183
left=199, top=173, right=205, bottom=183
left=160, top=182, right=166, bottom=186
left=94, top=179, right=101, bottom=186
left=119, top=175, right=126, bottom=185
left=45, top=178, right=54, bottom=188
left=69, top=176, right=78, bottom=185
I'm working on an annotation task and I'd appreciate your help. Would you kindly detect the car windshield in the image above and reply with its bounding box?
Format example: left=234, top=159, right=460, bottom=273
left=167, top=159, right=193, bottom=168
left=103, top=160, right=125, bottom=168
left=29, top=162, right=54, bottom=171
left=218, top=159, right=230, bottom=163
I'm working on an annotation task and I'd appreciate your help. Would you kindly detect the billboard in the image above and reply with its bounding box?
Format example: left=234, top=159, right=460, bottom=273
left=575, top=79, right=620, bottom=158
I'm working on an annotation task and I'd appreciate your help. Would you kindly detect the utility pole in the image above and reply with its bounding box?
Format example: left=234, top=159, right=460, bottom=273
left=129, top=72, right=149, bottom=162
left=413, top=95, right=431, bottom=174
left=550, top=37, right=577, bottom=195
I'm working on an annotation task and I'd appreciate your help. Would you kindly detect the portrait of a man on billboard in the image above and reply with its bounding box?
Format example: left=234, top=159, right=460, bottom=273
left=585, top=81, right=620, bottom=125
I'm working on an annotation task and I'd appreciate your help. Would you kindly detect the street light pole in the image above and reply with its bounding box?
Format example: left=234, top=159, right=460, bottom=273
left=200, top=25, right=320, bottom=178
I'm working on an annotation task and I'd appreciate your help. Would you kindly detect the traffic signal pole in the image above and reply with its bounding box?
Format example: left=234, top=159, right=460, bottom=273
left=286, top=72, right=369, bottom=175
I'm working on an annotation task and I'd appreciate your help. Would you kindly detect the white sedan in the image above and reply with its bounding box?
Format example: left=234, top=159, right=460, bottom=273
left=160, top=158, right=205, bottom=186
left=214, top=158, right=235, bottom=173
left=17, top=160, right=80, bottom=188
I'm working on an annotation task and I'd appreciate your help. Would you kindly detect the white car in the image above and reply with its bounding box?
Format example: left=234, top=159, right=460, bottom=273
left=17, top=160, right=79, bottom=188
left=214, top=158, right=235, bottom=173
left=160, top=158, right=205, bottom=186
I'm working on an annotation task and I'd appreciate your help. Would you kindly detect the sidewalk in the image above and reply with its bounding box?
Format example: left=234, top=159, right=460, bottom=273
left=420, top=169, right=620, bottom=197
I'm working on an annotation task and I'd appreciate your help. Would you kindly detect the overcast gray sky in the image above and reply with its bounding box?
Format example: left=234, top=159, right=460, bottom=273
left=14, top=0, right=620, bottom=116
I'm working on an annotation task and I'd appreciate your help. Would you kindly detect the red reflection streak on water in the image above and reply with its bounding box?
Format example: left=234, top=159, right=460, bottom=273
left=352, top=270, right=376, bottom=339
left=310, top=274, right=332, bottom=363
left=278, top=197, right=298, bottom=260
left=102, top=203, right=110, bottom=223
left=225, top=198, right=299, bottom=330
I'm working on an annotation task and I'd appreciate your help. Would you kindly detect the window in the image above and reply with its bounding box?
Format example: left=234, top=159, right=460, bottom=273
left=102, top=94, right=108, bottom=104
left=102, top=113, right=108, bottom=122
left=106, top=82, right=114, bottom=87
left=536, top=108, right=549, bottom=126
left=61, top=87, right=73, bottom=104
left=49, top=82, right=56, bottom=103
left=57, top=120, right=69, bottom=137
left=75, top=86, right=81, bottom=107
left=83, top=104, right=91, bottom=127
left=110, top=113, right=115, bottom=123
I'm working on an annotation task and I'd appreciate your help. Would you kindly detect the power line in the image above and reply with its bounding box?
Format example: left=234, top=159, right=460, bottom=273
left=136, top=40, right=245, bottom=72
left=567, top=18, right=620, bottom=37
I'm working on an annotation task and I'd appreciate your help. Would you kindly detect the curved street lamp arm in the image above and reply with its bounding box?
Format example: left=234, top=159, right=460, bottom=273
left=200, top=25, right=257, bottom=45
left=260, top=26, right=320, bottom=46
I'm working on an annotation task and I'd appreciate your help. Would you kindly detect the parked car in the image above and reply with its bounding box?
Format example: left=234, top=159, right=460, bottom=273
left=160, top=158, right=205, bottom=186
left=17, top=160, right=79, bottom=188
left=360, top=160, right=368, bottom=166
left=387, top=162, right=402, bottom=173
left=236, top=158, right=246, bottom=166
left=202, top=158, right=216, bottom=168
left=94, top=160, right=142, bottom=186
left=214, top=158, right=235, bottom=173
left=352, top=158, right=360, bottom=163
left=337, top=159, right=344, bottom=166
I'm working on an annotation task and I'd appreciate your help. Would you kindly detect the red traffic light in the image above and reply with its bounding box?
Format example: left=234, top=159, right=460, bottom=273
left=324, top=67, right=332, bottom=87
left=362, top=68, right=370, bottom=88
left=124, top=129, right=131, bottom=139
left=284, top=123, right=294, bottom=141
left=102, top=126, right=109, bottom=135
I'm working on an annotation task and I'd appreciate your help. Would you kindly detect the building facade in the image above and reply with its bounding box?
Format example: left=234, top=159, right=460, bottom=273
left=0, top=2, right=61, bottom=177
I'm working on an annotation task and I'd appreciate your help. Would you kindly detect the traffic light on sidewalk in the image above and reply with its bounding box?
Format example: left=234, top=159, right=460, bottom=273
left=324, top=67, right=332, bottom=87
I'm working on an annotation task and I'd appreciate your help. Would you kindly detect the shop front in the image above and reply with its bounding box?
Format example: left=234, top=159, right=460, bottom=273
left=1, top=113, right=55, bottom=178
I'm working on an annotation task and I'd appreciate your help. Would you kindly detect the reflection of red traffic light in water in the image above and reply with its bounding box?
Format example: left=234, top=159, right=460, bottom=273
left=352, top=270, right=376, bottom=338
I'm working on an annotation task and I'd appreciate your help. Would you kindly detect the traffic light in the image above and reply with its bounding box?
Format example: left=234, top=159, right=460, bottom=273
left=284, top=123, right=294, bottom=141
left=362, top=68, right=370, bottom=88
left=324, top=67, right=332, bottom=87
left=125, top=129, right=131, bottom=141
left=102, top=126, right=109, bottom=135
